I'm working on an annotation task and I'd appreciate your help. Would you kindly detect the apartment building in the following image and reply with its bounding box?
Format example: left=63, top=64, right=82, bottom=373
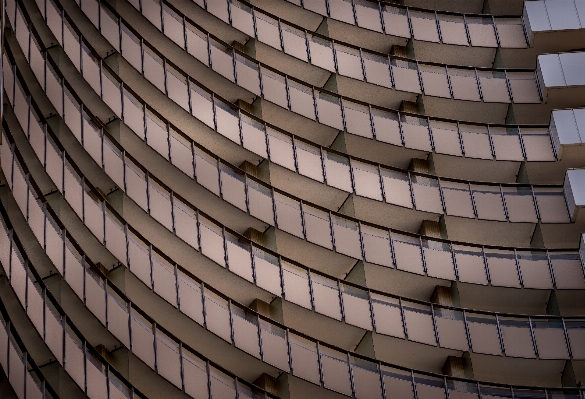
left=0, top=0, right=584, bottom=397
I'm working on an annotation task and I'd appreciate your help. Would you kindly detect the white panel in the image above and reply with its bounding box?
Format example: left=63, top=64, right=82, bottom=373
left=537, top=54, right=565, bottom=87
left=559, top=52, right=585, bottom=86
left=525, top=1, right=550, bottom=32
left=545, top=0, right=580, bottom=30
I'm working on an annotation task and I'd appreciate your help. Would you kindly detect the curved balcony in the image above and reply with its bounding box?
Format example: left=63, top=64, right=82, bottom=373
left=57, top=0, right=585, bottom=187
left=5, top=111, right=585, bottom=390
left=5, top=46, right=585, bottom=385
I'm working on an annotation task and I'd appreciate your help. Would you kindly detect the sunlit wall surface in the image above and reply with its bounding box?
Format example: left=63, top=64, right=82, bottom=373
left=0, top=0, right=585, bottom=398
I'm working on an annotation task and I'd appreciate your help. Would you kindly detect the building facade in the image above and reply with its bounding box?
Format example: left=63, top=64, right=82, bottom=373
left=0, top=0, right=584, bottom=397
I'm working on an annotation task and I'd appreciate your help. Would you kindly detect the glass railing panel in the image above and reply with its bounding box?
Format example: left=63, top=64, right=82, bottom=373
left=46, top=0, right=62, bottom=43
left=281, top=259, right=312, bottom=309
left=254, top=11, right=280, bottom=50
left=289, top=334, right=320, bottom=385
left=206, top=0, right=228, bottom=23
left=499, top=316, right=536, bottom=358
left=354, top=0, right=382, bottom=32
left=231, top=306, right=260, bottom=357
left=362, top=225, right=392, bottom=267
left=342, top=100, right=371, bottom=138
left=230, top=1, right=255, bottom=38
left=122, top=88, right=145, bottom=139
left=189, top=85, right=214, bottom=130
left=82, top=44, right=101, bottom=94
left=251, top=248, right=280, bottom=296
left=281, top=24, right=308, bottom=62
left=435, top=307, right=469, bottom=351
left=471, top=184, right=506, bottom=221
left=548, top=252, right=585, bottom=289
left=63, top=19, right=80, bottom=71
left=215, top=101, right=240, bottom=143
left=194, top=147, right=220, bottom=195
left=198, top=215, right=226, bottom=267
left=30, top=36, right=45, bottom=86
left=105, top=208, right=127, bottom=265
left=266, top=127, right=295, bottom=170
left=429, top=120, right=462, bottom=156
left=247, top=180, right=274, bottom=224
left=316, top=91, right=344, bottom=130
left=341, top=284, right=372, bottom=330
left=485, top=249, right=520, bottom=288
left=210, top=39, right=235, bottom=82
left=401, top=115, right=432, bottom=152
left=288, top=80, right=316, bottom=120
left=128, top=230, right=152, bottom=286
left=393, top=233, right=424, bottom=275
left=260, top=67, right=289, bottom=109
left=303, top=205, right=333, bottom=249
left=273, top=191, right=304, bottom=238
left=452, top=245, right=488, bottom=285
left=334, top=44, right=363, bottom=81
left=410, top=10, right=440, bottom=43
left=210, top=367, right=236, bottom=399
left=414, top=375, right=446, bottom=399
left=381, top=169, right=413, bottom=208
left=477, top=71, right=510, bottom=103
left=225, top=231, right=253, bottom=281
left=65, top=239, right=84, bottom=298
left=422, top=240, right=456, bottom=281
left=162, top=4, right=185, bottom=48
left=81, top=0, right=99, bottom=27
left=420, top=64, right=451, bottom=99
left=8, top=337, right=25, bottom=398
left=362, top=52, right=391, bottom=89
left=14, top=83, right=29, bottom=135
left=86, top=268, right=106, bottom=324
left=565, top=319, right=585, bottom=360
left=11, top=242, right=27, bottom=305
left=533, top=188, right=570, bottom=223
left=438, top=14, right=468, bottom=46
left=235, top=54, right=261, bottom=96
left=86, top=350, right=108, bottom=399
left=320, top=345, right=352, bottom=396
left=466, top=313, right=502, bottom=356
left=30, top=108, right=47, bottom=159
left=516, top=251, right=552, bottom=289
left=152, top=252, right=177, bottom=306
left=351, top=356, right=383, bottom=399
left=100, top=5, right=120, bottom=51
left=411, top=175, right=443, bottom=214
left=131, top=309, right=156, bottom=367
left=324, top=151, right=351, bottom=192
left=102, top=68, right=122, bottom=117
left=203, top=288, right=232, bottom=343
left=3, top=55, right=15, bottom=106
left=295, top=141, right=323, bottom=182
left=181, top=350, right=209, bottom=398
left=520, top=128, right=554, bottom=161
left=166, top=63, right=189, bottom=111
left=352, top=160, right=382, bottom=201
left=107, top=289, right=131, bottom=347
left=104, top=137, right=125, bottom=189
left=125, top=159, right=149, bottom=211
left=494, top=19, right=527, bottom=48
left=177, top=271, right=205, bottom=325
left=65, top=329, right=85, bottom=388
left=219, top=164, right=247, bottom=211
left=46, top=136, right=63, bottom=190
left=27, top=280, right=44, bottom=335
left=82, top=114, right=102, bottom=164
left=403, top=302, right=437, bottom=346
left=507, top=72, right=540, bottom=103
left=531, top=319, right=569, bottom=360
left=391, top=59, right=422, bottom=93
left=169, top=128, right=194, bottom=177
left=490, top=126, right=524, bottom=161
left=307, top=34, right=335, bottom=72
left=121, top=24, right=143, bottom=72
left=381, top=367, right=415, bottom=399
left=449, top=68, right=480, bottom=102
left=186, top=23, right=209, bottom=65
left=84, top=190, right=105, bottom=242
left=459, top=123, right=492, bottom=159
left=12, top=163, right=28, bottom=217
left=441, top=181, right=474, bottom=218
left=312, top=273, right=342, bottom=320
left=328, top=0, right=355, bottom=25
left=155, top=330, right=181, bottom=388
left=371, top=107, right=401, bottom=145
left=447, top=381, right=479, bottom=399
left=501, top=187, right=537, bottom=223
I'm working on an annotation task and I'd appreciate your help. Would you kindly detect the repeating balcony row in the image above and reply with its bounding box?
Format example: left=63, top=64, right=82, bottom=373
left=0, top=212, right=157, bottom=399
left=6, top=76, right=585, bottom=366
left=7, top=44, right=585, bottom=302
left=40, top=0, right=556, bottom=167
left=0, top=200, right=279, bottom=399
left=4, top=129, right=585, bottom=399
left=0, top=290, right=62, bottom=399
left=201, top=0, right=530, bottom=49
left=8, top=0, right=566, bottom=231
